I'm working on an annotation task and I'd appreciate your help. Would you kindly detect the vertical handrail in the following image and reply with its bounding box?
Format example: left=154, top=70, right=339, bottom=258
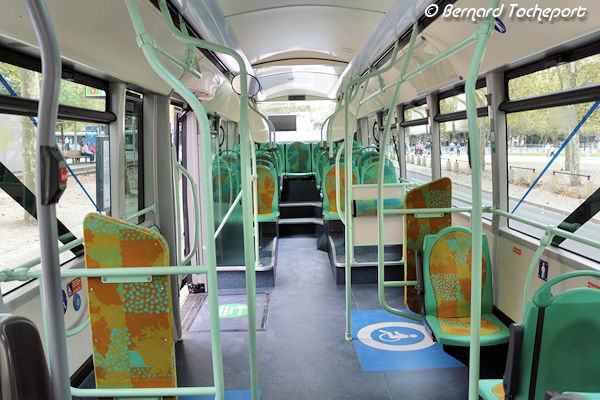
left=334, top=145, right=346, bottom=225
left=25, top=0, right=71, bottom=398
left=327, top=103, right=343, bottom=158
left=171, top=144, right=183, bottom=265
left=465, top=3, right=498, bottom=399
left=173, top=149, right=201, bottom=266
left=124, top=2, right=226, bottom=398
left=339, top=39, right=404, bottom=338
left=250, top=132, right=261, bottom=267
left=153, top=2, right=259, bottom=398
left=375, top=23, right=420, bottom=324
left=249, top=100, right=276, bottom=147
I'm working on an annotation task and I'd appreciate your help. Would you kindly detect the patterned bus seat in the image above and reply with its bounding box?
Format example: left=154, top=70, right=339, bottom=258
left=285, top=141, right=312, bottom=176
left=322, top=163, right=358, bottom=220
left=83, top=213, right=177, bottom=398
left=421, top=226, right=509, bottom=346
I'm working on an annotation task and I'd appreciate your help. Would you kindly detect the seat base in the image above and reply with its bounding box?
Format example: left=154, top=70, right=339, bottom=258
left=425, top=313, right=510, bottom=346
left=479, top=379, right=504, bottom=400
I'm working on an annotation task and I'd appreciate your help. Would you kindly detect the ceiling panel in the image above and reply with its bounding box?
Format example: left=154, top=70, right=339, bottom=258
left=217, top=1, right=392, bottom=17
left=225, top=6, right=387, bottom=65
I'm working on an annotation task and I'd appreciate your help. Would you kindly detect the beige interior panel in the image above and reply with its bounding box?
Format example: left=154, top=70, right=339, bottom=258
left=352, top=185, right=405, bottom=246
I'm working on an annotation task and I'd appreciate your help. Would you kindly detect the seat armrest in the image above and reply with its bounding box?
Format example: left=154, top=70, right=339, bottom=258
left=504, top=323, right=524, bottom=399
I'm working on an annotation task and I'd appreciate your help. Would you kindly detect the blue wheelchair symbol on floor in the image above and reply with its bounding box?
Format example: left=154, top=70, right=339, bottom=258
left=357, top=322, right=434, bottom=351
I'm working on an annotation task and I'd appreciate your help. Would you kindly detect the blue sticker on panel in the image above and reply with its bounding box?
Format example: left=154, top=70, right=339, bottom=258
left=73, top=293, right=81, bottom=311
left=62, top=290, right=68, bottom=314
left=494, top=17, right=507, bottom=33
left=538, top=259, right=549, bottom=281
left=182, top=390, right=259, bottom=400
left=351, top=310, right=464, bottom=372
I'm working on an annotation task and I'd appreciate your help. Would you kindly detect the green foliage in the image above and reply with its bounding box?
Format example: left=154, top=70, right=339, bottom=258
left=506, top=54, right=600, bottom=145
left=0, top=61, right=105, bottom=113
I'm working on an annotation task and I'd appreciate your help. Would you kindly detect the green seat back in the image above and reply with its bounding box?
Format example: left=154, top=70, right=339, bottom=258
left=481, top=272, right=600, bottom=399
left=255, top=164, right=279, bottom=221
left=422, top=226, right=509, bottom=346
left=212, top=160, right=238, bottom=204
left=322, top=163, right=357, bottom=220
left=423, top=227, right=493, bottom=319
left=285, top=141, right=312, bottom=174
left=520, top=273, right=600, bottom=399
left=360, top=159, right=397, bottom=184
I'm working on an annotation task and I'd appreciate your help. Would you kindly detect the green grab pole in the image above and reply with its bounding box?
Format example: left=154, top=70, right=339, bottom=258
left=71, top=386, right=216, bottom=397
left=328, top=103, right=343, bottom=158
left=321, top=113, right=333, bottom=143
left=384, top=207, right=470, bottom=215
left=27, top=265, right=209, bottom=279
left=171, top=144, right=183, bottom=265
left=214, top=190, right=243, bottom=239
left=124, top=2, right=227, bottom=399
left=375, top=23, right=419, bottom=321
left=175, top=156, right=200, bottom=266
left=465, top=3, right=497, bottom=399
left=249, top=100, right=275, bottom=146
left=153, top=41, right=203, bottom=80
left=249, top=131, right=261, bottom=267
left=352, top=183, right=414, bottom=189
left=383, top=280, right=418, bottom=287
left=334, top=145, right=346, bottom=225
left=522, top=229, right=555, bottom=309
left=359, top=32, right=479, bottom=105
left=66, top=318, right=89, bottom=337
left=154, top=2, right=259, bottom=398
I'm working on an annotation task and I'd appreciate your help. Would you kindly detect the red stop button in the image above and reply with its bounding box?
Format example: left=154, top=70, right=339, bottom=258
left=59, top=167, right=68, bottom=183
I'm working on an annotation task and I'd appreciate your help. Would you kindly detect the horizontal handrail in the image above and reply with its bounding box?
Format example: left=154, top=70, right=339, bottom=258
left=491, top=208, right=600, bottom=250
left=42, top=265, right=206, bottom=278
left=10, top=204, right=158, bottom=273
left=71, top=385, right=216, bottom=397
left=65, top=318, right=89, bottom=337
left=352, top=182, right=414, bottom=189
left=214, top=190, right=243, bottom=239
left=384, top=206, right=474, bottom=215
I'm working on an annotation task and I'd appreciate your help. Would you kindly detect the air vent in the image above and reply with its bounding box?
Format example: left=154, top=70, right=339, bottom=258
left=288, top=95, right=305, bottom=101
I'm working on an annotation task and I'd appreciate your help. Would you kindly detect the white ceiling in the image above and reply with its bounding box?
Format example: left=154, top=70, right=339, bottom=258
left=215, top=0, right=394, bottom=99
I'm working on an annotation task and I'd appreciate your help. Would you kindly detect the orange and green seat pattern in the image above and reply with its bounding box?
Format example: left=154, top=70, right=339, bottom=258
left=404, top=177, right=453, bottom=313
left=83, top=213, right=176, bottom=398
left=322, top=163, right=357, bottom=220
left=285, top=141, right=312, bottom=176
left=422, top=226, right=509, bottom=346
left=360, top=159, right=397, bottom=184
left=254, top=164, right=279, bottom=222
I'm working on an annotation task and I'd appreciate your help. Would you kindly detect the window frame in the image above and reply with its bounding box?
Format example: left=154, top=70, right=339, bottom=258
left=502, top=46, right=600, bottom=261
left=0, top=48, right=114, bottom=294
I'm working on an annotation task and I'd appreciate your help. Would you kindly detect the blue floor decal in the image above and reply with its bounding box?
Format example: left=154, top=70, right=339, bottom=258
left=351, top=310, right=464, bottom=372
left=182, top=390, right=259, bottom=400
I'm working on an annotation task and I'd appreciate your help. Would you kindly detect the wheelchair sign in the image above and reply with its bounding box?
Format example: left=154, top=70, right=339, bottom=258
left=357, top=322, right=434, bottom=351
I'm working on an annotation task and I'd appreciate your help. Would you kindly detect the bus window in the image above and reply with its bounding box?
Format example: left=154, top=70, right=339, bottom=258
left=0, top=114, right=110, bottom=293
left=405, top=124, right=431, bottom=184
left=506, top=52, right=600, bottom=258
left=0, top=59, right=111, bottom=293
left=440, top=116, right=492, bottom=219
left=0, top=61, right=106, bottom=111
left=124, top=90, right=144, bottom=220
left=506, top=103, right=600, bottom=257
